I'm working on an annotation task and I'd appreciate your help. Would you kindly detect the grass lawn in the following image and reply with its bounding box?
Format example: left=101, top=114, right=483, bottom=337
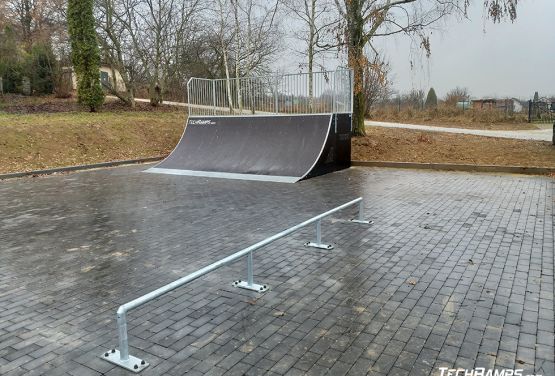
left=352, top=127, right=555, bottom=168
left=0, top=111, right=186, bottom=174
left=0, top=94, right=553, bottom=175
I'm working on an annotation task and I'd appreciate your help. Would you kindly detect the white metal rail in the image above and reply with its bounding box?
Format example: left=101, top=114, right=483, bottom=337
left=101, top=197, right=372, bottom=372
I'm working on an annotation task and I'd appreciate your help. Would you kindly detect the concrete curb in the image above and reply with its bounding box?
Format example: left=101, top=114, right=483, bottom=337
left=351, top=161, right=555, bottom=176
left=0, top=156, right=165, bottom=180
left=2, top=158, right=552, bottom=181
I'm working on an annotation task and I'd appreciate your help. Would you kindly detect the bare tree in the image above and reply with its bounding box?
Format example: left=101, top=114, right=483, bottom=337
left=5, top=0, right=37, bottom=48
left=484, top=0, right=517, bottom=23
left=363, top=52, right=392, bottom=114
left=328, top=0, right=470, bottom=135
left=96, top=0, right=137, bottom=106
left=284, top=0, right=336, bottom=108
left=324, top=0, right=521, bottom=136
left=96, top=0, right=201, bottom=105
left=404, top=88, right=425, bottom=108
left=444, top=86, right=469, bottom=106
left=215, top=0, right=235, bottom=111
left=226, top=0, right=280, bottom=113
left=4, top=0, right=67, bottom=50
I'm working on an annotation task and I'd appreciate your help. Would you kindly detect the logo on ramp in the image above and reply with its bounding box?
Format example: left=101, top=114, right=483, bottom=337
left=189, top=119, right=216, bottom=125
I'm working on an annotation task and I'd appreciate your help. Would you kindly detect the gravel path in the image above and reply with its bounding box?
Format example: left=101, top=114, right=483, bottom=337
left=365, top=120, right=553, bottom=142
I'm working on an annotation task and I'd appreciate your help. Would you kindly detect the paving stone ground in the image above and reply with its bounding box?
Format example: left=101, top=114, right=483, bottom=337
left=0, top=166, right=553, bottom=376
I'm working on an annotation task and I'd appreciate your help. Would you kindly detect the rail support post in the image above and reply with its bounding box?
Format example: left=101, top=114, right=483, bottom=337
left=101, top=308, right=149, bottom=372
left=305, top=219, right=333, bottom=249
left=351, top=201, right=373, bottom=224
left=233, top=251, right=269, bottom=292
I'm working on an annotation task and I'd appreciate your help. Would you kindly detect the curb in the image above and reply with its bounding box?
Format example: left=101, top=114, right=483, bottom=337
left=0, top=157, right=165, bottom=180
left=351, top=161, right=555, bottom=176
left=2, top=158, right=552, bottom=181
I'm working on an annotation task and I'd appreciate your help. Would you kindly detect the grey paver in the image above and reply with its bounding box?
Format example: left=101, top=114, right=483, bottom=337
left=0, top=166, right=553, bottom=375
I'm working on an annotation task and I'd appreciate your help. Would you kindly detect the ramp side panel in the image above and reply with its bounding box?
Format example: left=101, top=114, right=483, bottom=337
left=307, top=113, right=352, bottom=178
left=154, top=115, right=333, bottom=178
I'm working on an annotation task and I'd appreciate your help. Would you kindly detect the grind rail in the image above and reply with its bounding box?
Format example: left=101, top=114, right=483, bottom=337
left=101, top=197, right=372, bottom=372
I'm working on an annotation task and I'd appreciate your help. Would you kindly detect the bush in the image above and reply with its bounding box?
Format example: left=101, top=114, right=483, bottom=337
left=444, top=87, right=470, bottom=106
left=425, top=88, right=438, bottom=108
left=27, top=43, right=56, bottom=95
left=368, top=103, right=528, bottom=124
left=0, top=28, right=57, bottom=95
left=0, top=26, right=24, bottom=93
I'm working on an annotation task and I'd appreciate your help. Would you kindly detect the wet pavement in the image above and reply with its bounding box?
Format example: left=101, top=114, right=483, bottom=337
left=0, top=166, right=553, bottom=376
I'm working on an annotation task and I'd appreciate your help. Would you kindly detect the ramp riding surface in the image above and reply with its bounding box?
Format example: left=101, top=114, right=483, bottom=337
left=148, top=114, right=351, bottom=182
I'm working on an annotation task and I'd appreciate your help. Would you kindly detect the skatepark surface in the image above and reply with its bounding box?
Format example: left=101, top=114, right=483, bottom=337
left=0, top=166, right=553, bottom=376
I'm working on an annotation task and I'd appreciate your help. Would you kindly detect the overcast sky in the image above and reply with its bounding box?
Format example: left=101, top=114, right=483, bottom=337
left=279, top=0, right=555, bottom=101
left=375, top=0, right=555, bottom=100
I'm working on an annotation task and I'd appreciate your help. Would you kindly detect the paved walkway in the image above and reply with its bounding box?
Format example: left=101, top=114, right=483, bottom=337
left=365, top=120, right=553, bottom=142
left=0, top=167, right=553, bottom=376
left=106, top=96, right=188, bottom=108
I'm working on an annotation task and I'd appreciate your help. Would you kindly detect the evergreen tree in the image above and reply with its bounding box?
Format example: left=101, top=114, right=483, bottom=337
left=27, top=43, right=56, bottom=95
left=0, top=26, right=24, bottom=93
left=67, top=0, right=104, bottom=111
left=425, top=88, right=438, bottom=109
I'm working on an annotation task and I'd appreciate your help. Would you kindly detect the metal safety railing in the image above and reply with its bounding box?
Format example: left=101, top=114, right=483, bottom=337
left=101, top=197, right=372, bottom=372
left=187, top=68, right=353, bottom=117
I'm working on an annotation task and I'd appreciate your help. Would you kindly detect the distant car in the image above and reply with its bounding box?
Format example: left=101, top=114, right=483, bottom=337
left=550, top=102, right=555, bottom=112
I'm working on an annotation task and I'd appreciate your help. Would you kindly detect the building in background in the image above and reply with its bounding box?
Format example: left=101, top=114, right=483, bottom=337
left=67, top=65, right=126, bottom=92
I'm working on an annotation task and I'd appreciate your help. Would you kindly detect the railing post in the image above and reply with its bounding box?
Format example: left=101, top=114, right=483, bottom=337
left=305, top=219, right=333, bottom=250
left=102, top=307, right=149, bottom=372
left=351, top=200, right=373, bottom=224
left=212, top=81, right=216, bottom=116
left=332, top=71, right=336, bottom=113
left=186, top=79, right=191, bottom=114
left=117, top=310, right=129, bottom=361
left=233, top=252, right=268, bottom=292
left=247, top=251, right=254, bottom=287
left=274, top=75, right=279, bottom=114
left=349, top=69, right=354, bottom=114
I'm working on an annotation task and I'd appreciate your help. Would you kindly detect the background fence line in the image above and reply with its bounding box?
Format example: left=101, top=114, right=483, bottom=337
left=187, top=69, right=353, bottom=116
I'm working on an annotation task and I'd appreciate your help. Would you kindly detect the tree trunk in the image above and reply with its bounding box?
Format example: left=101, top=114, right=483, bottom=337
left=307, top=0, right=316, bottom=112
left=232, top=0, right=243, bottom=114
left=150, top=82, right=162, bottom=106
left=346, top=0, right=366, bottom=137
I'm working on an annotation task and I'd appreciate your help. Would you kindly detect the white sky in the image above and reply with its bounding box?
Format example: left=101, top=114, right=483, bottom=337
left=278, top=0, right=555, bottom=101
left=379, top=0, right=555, bottom=100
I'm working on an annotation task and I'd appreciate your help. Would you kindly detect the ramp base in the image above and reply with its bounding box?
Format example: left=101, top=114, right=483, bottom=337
left=101, top=349, right=149, bottom=372
left=147, top=168, right=298, bottom=183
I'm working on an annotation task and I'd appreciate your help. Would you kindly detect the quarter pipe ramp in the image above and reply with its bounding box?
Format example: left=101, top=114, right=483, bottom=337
left=147, top=114, right=351, bottom=183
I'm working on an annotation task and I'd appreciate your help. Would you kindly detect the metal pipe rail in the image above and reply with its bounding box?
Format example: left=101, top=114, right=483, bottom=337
left=101, top=197, right=372, bottom=372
